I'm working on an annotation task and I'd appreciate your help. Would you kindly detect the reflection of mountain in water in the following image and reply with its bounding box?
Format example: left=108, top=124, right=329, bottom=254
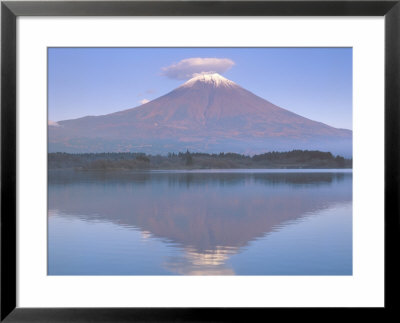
left=48, top=170, right=352, bottom=275
left=165, top=246, right=237, bottom=275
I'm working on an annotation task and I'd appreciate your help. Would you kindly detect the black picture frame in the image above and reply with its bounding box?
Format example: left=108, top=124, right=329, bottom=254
left=1, top=0, right=399, bottom=321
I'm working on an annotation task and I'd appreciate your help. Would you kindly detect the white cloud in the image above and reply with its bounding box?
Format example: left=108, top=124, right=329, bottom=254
left=48, top=120, right=60, bottom=126
left=140, top=99, right=150, bottom=105
left=162, top=57, right=235, bottom=80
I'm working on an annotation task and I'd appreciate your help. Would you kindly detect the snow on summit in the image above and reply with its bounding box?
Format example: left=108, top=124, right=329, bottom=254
left=181, top=73, right=238, bottom=88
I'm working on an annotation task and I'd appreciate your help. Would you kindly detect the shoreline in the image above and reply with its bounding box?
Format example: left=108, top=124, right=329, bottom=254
left=48, top=167, right=353, bottom=172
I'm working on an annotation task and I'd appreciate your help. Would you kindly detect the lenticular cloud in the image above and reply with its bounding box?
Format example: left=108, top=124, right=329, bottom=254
left=162, top=57, right=235, bottom=80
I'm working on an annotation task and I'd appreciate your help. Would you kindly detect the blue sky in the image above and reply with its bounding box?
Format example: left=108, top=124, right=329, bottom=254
left=48, top=47, right=352, bottom=129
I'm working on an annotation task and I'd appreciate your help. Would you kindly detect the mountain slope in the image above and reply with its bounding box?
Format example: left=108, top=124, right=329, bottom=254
left=49, top=73, right=352, bottom=156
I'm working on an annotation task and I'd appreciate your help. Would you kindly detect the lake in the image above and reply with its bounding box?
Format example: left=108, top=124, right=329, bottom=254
left=48, top=169, right=352, bottom=275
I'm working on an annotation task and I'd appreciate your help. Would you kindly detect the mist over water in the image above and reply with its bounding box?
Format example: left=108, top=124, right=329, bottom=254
left=48, top=169, right=352, bottom=275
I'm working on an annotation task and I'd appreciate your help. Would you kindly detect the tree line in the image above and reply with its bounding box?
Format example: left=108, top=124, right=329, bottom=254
left=48, top=149, right=352, bottom=170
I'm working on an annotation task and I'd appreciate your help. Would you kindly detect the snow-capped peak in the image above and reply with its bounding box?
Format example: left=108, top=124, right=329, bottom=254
left=180, top=73, right=238, bottom=88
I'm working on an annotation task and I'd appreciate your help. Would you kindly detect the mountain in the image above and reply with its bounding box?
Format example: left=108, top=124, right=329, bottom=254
left=49, top=73, right=352, bottom=156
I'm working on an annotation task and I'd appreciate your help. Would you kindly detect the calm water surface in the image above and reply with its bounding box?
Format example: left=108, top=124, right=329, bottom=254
left=48, top=169, right=352, bottom=275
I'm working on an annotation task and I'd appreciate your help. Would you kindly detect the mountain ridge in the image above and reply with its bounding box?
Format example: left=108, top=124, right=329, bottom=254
left=49, top=73, right=352, bottom=156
